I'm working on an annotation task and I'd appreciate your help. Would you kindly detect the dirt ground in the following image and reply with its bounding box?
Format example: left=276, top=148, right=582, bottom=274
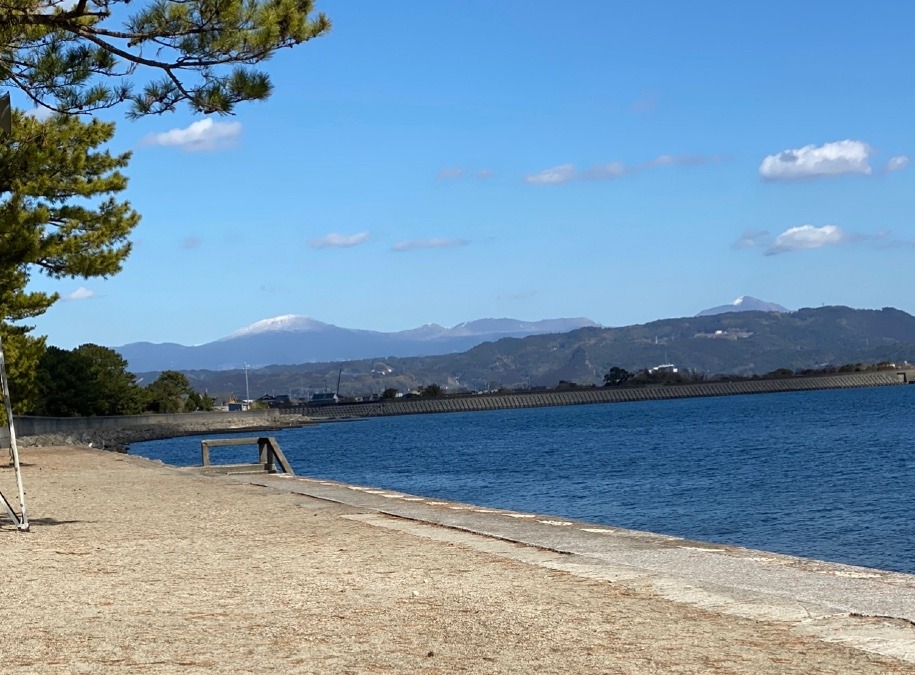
left=1, top=446, right=912, bottom=674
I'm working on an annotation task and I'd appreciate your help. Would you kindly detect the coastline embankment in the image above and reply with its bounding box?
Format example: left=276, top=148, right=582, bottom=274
left=2, top=445, right=913, bottom=672
left=9, top=408, right=310, bottom=451
left=288, top=369, right=913, bottom=420
left=8, top=369, right=912, bottom=450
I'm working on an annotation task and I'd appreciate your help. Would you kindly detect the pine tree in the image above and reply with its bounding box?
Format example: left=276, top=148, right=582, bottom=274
left=0, top=110, right=139, bottom=319
left=0, top=110, right=140, bottom=411
left=145, top=370, right=195, bottom=413
left=0, top=324, right=44, bottom=415
left=1, top=0, right=331, bottom=116
left=33, top=344, right=145, bottom=416
left=0, top=0, right=331, bottom=414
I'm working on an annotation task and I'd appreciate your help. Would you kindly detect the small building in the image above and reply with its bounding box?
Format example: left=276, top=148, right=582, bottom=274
left=256, top=393, right=292, bottom=408
left=309, top=392, right=339, bottom=406
left=649, top=363, right=678, bottom=374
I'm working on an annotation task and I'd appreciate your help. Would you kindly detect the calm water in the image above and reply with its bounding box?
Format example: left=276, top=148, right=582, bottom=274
left=132, top=386, right=915, bottom=574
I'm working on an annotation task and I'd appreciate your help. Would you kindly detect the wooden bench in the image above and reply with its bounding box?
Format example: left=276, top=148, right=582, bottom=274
left=196, top=436, right=295, bottom=476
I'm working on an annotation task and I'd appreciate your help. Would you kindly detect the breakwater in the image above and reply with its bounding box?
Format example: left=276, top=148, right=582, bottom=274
left=6, top=370, right=911, bottom=449
left=284, top=370, right=913, bottom=420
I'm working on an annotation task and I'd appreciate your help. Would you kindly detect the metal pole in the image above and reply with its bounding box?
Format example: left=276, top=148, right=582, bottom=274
left=0, top=92, right=28, bottom=531
left=0, top=331, right=29, bottom=530
left=244, top=362, right=250, bottom=404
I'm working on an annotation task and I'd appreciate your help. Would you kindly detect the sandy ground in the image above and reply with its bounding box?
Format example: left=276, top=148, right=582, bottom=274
left=1, top=446, right=913, bottom=674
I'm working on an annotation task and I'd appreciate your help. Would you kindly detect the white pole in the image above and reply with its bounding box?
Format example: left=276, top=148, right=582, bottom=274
left=0, top=331, right=29, bottom=530
left=244, top=363, right=250, bottom=404
left=0, top=96, right=26, bottom=530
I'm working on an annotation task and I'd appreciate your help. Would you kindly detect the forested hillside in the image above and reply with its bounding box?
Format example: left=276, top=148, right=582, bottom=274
left=153, top=306, right=915, bottom=400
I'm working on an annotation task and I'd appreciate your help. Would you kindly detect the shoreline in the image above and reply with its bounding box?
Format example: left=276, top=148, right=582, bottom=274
left=14, top=380, right=911, bottom=579
left=10, top=370, right=913, bottom=451
left=246, top=470, right=915, bottom=634
left=2, top=445, right=914, bottom=672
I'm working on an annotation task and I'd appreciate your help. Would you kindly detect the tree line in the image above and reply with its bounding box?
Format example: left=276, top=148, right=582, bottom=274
left=29, top=345, right=212, bottom=416
left=601, top=361, right=903, bottom=388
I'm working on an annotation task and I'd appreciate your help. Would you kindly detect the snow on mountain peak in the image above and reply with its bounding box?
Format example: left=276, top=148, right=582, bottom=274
left=697, top=296, right=790, bottom=317
left=211, top=314, right=600, bottom=347
left=224, top=314, right=330, bottom=339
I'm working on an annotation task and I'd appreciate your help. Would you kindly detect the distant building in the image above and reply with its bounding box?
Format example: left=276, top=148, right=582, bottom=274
left=309, top=392, right=338, bottom=406
left=649, top=363, right=678, bottom=374
left=256, top=394, right=292, bottom=408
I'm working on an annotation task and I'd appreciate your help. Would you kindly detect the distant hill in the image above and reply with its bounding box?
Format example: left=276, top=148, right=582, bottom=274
left=115, top=315, right=600, bottom=372
left=161, top=305, right=915, bottom=401
left=697, top=295, right=789, bottom=316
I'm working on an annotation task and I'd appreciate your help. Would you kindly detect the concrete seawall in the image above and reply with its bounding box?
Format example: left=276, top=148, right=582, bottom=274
left=6, top=409, right=296, bottom=450
left=4, top=370, right=911, bottom=449
left=287, top=370, right=913, bottom=420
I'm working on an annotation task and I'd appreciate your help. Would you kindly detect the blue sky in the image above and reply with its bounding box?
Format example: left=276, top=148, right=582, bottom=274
left=19, top=1, right=915, bottom=349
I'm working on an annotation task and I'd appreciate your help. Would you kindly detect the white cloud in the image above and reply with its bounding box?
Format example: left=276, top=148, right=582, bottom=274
left=765, top=225, right=846, bottom=255
left=40, top=0, right=78, bottom=11
left=475, top=169, right=494, bottom=180
left=309, top=232, right=370, bottom=249
left=391, top=238, right=470, bottom=252
left=585, top=162, right=626, bottom=180
left=759, top=140, right=872, bottom=181
left=524, top=155, right=724, bottom=185
left=143, top=118, right=242, bottom=152
left=181, top=236, right=202, bottom=249
left=887, top=155, right=910, bottom=172
left=436, top=167, right=464, bottom=180
left=25, top=106, right=54, bottom=121
left=62, top=287, right=96, bottom=301
left=524, top=164, right=577, bottom=185
left=740, top=225, right=910, bottom=255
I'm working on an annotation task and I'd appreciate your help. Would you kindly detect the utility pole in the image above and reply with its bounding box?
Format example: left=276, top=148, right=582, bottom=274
left=0, top=92, right=30, bottom=530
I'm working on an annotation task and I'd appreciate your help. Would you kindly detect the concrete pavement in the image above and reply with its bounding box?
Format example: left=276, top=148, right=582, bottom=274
left=233, top=470, right=915, bottom=664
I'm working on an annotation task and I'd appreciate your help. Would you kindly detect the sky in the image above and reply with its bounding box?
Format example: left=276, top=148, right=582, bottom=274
left=15, top=1, right=915, bottom=349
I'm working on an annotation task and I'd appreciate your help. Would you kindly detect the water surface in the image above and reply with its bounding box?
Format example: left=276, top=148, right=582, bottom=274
left=133, top=385, right=915, bottom=574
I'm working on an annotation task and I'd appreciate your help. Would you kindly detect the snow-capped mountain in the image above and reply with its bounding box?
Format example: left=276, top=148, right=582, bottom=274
left=221, top=315, right=336, bottom=340
left=114, top=316, right=600, bottom=372
left=696, top=296, right=790, bottom=317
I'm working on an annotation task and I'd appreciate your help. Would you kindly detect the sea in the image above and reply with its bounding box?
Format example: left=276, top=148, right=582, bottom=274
left=131, top=385, right=915, bottom=575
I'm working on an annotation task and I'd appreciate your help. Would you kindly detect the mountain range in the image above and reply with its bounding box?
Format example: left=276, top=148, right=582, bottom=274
left=115, top=316, right=600, bottom=372
left=116, top=296, right=791, bottom=373
left=128, top=303, right=915, bottom=401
